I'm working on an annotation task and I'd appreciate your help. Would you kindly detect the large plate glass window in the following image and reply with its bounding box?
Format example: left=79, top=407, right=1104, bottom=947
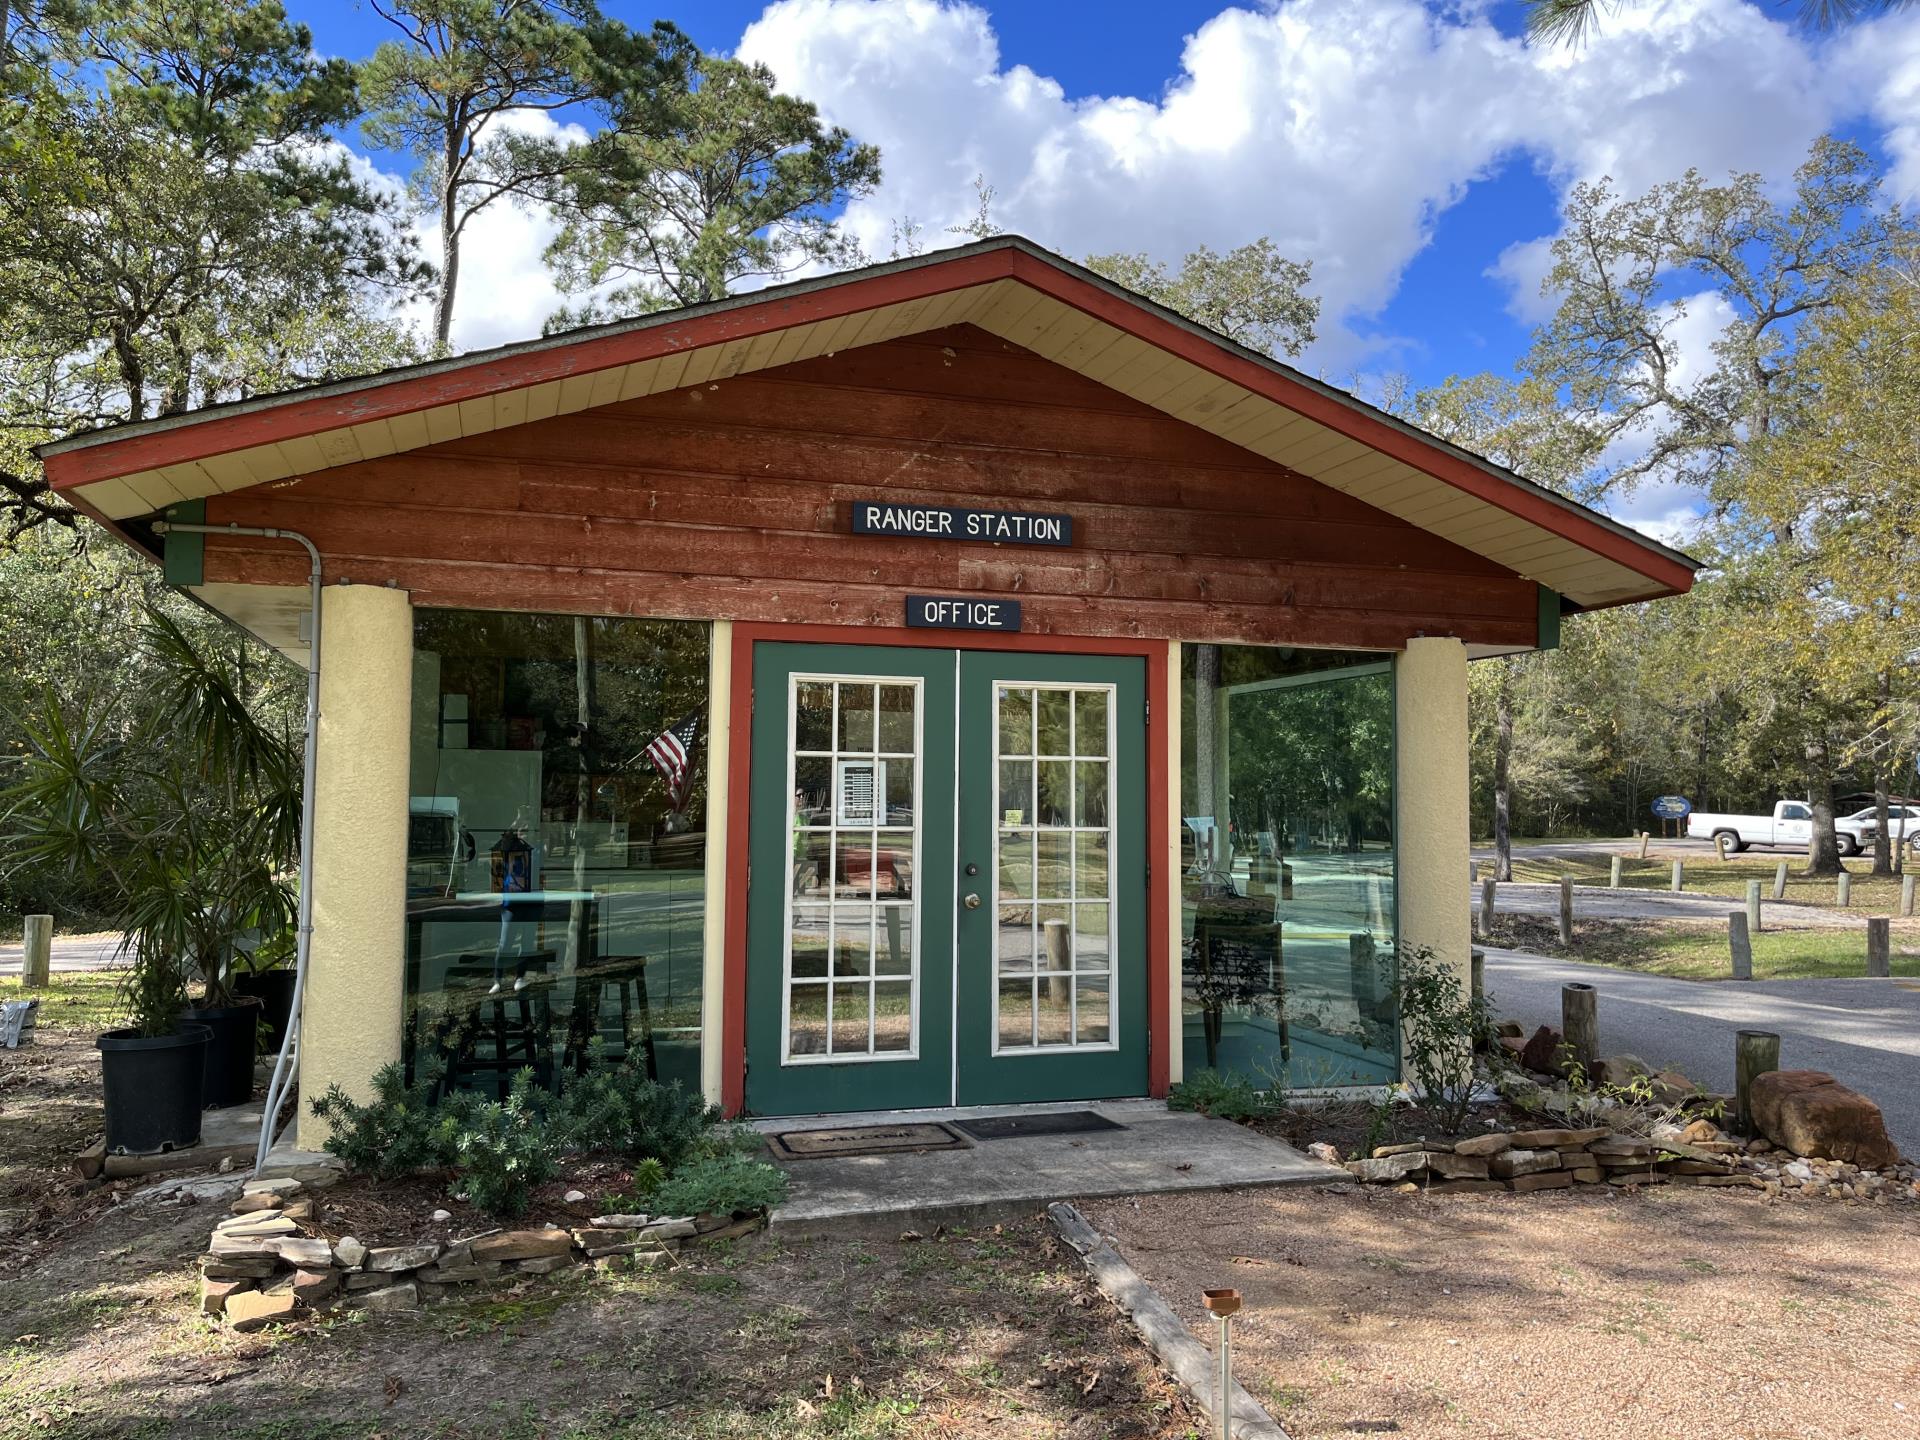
left=993, top=682, right=1115, bottom=1051
left=786, top=677, right=920, bottom=1062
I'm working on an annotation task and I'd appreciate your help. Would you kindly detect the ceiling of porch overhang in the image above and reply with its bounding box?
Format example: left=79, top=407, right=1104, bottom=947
left=39, top=238, right=1697, bottom=612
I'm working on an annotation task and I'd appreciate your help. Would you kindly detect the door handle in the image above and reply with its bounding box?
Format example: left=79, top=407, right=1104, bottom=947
left=963, top=893, right=982, bottom=910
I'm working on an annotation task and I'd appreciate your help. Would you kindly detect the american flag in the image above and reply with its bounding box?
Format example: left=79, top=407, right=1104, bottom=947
left=643, top=709, right=702, bottom=810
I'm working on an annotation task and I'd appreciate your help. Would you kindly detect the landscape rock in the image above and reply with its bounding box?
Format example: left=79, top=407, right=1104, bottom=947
left=334, top=1236, right=367, bottom=1269
left=1681, top=1119, right=1724, bottom=1145
left=1750, top=1070, right=1900, bottom=1169
left=515, top=1254, right=574, bottom=1275
left=365, top=1244, right=441, bottom=1273
left=1374, top=1141, right=1451, bottom=1157
left=418, top=1261, right=504, bottom=1285
left=1489, top=1148, right=1559, bottom=1180
left=229, top=1192, right=285, bottom=1215
left=241, top=1177, right=303, bottom=1198
left=588, top=1214, right=653, bottom=1229
left=430, top=1209, right=452, bottom=1223
left=199, top=1254, right=275, bottom=1280
left=266, top=1237, right=332, bottom=1269
left=637, top=1218, right=698, bottom=1242
left=225, top=1290, right=304, bottom=1332
left=291, top=1268, right=340, bottom=1304
left=1506, top=1170, right=1573, bottom=1193
left=563, top=1189, right=587, bottom=1204
left=1451, top=1132, right=1514, bottom=1158
left=1568, top=1166, right=1603, bottom=1184
left=1306, top=1142, right=1342, bottom=1166
left=1518, top=1026, right=1565, bottom=1074
left=1428, top=1152, right=1491, bottom=1181
left=472, top=1229, right=573, bottom=1262
left=1505, top=1127, right=1608, bottom=1149
left=200, top=1277, right=254, bottom=1316
left=1593, top=1054, right=1650, bottom=1088
left=1346, top=1153, right=1430, bottom=1184
left=345, top=1272, right=394, bottom=1292
left=360, top=1282, right=418, bottom=1312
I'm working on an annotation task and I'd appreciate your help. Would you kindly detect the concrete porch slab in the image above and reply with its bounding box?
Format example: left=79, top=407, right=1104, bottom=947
left=759, top=1098, right=1344, bottom=1237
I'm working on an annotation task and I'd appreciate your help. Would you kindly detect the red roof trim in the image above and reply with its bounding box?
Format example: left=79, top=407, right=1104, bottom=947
left=42, top=249, right=1019, bottom=493
left=41, top=239, right=1690, bottom=597
left=1003, top=252, right=1696, bottom=596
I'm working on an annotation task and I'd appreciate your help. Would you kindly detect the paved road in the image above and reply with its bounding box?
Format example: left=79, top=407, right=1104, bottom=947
left=1475, top=881, right=1879, bottom=930
left=1483, top=947, right=1920, bottom=1157
left=0, top=934, right=127, bottom=974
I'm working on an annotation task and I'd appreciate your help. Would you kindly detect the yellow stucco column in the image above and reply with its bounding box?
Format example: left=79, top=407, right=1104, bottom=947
left=298, top=583, right=413, bottom=1149
left=1393, top=636, right=1471, bottom=994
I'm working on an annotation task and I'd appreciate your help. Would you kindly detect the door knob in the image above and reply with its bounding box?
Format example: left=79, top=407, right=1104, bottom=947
left=963, top=893, right=982, bottom=910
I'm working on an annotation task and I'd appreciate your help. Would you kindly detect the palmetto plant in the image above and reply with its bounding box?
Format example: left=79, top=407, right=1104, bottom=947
left=1, top=608, right=299, bottom=1035
left=1525, top=0, right=1913, bottom=44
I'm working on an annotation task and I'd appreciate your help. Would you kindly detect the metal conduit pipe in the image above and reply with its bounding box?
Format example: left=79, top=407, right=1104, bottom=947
left=152, top=521, right=322, bottom=1174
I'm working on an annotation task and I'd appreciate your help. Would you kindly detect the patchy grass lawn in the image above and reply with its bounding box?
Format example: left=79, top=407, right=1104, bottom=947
left=1491, top=848, right=1915, bottom=914
left=1090, top=1183, right=1920, bottom=1439
left=2, top=971, right=129, bottom=1035
left=0, top=1194, right=1197, bottom=1440
left=1484, top=913, right=1920, bottom=981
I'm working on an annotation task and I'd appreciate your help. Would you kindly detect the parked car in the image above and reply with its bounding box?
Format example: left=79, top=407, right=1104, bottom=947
left=1846, top=804, right=1920, bottom=854
left=1686, top=800, right=1874, bottom=856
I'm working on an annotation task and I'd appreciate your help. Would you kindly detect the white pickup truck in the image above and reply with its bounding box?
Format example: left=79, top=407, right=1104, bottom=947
left=1687, top=801, right=1872, bottom=856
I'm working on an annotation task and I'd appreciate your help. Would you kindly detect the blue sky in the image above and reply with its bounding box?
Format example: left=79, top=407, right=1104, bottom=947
left=296, top=1, right=1920, bottom=539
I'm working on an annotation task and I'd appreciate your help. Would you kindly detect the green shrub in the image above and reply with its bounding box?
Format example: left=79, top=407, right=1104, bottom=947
left=1167, top=1068, right=1275, bottom=1121
left=310, top=1054, right=783, bottom=1222
left=1382, top=942, right=1494, bottom=1133
left=647, top=1152, right=789, bottom=1218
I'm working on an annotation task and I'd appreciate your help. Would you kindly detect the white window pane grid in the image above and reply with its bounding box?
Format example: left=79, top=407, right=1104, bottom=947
left=785, top=677, right=920, bottom=1063
left=992, top=683, right=1117, bottom=1053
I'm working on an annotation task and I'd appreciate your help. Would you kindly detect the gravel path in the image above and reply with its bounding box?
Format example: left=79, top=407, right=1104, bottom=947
left=1090, top=1184, right=1920, bottom=1440
left=1484, top=947, right=1920, bottom=1156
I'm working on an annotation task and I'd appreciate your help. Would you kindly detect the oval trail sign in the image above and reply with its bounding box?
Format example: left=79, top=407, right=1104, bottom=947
left=1651, top=795, right=1692, bottom=820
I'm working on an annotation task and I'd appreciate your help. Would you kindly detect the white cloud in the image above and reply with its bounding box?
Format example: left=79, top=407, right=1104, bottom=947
left=735, top=0, right=1877, bottom=371
left=1838, top=7, right=1920, bottom=201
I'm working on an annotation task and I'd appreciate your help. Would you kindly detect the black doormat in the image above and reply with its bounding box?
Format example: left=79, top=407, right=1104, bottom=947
left=765, top=1122, right=970, bottom=1161
left=951, top=1110, right=1124, bottom=1141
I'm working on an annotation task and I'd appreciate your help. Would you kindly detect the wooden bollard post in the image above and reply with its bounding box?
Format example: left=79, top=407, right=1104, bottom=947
left=1746, top=880, right=1763, bottom=935
left=1728, top=910, right=1753, bottom=980
left=21, top=915, right=52, bottom=989
left=1280, top=863, right=1293, bottom=902
left=1903, top=872, right=1916, bottom=918
left=1837, top=871, right=1851, bottom=907
left=1715, top=831, right=1731, bottom=862
left=1868, top=917, right=1891, bottom=978
left=1558, top=876, right=1575, bottom=946
left=1735, top=1029, right=1781, bottom=1136
left=1562, top=982, right=1599, bottom=1075
left=1638, top=831, right=1651, bottom=860
left=1470, top=947, right=1485, bottom=1007
left=1772, top=860, right=1788, bottom=900
left=1609, top=855, right=1623, bottom=889
left=1670, top=860, right=1684, bottom=893
left=1041, top=918, right=1070, bottom=1000
left=1477, top=877, right=1495, bottom=940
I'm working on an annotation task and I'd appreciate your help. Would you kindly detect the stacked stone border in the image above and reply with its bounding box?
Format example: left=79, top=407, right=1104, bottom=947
left=201, top=1172, right=765, bottom=1331
left=1328, top=1124, right=1920, bottom=1201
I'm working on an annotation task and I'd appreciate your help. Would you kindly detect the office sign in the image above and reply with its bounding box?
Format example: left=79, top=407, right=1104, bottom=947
left=1651, top=795, right=1692, bottom=820
left=905, top=595, right=1022, bottom=632
left=852, top=500, right=1072, bottom=547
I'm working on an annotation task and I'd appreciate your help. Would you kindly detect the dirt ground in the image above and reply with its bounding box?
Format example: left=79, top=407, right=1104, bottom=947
left=0, top=1189, right=1197, bottom=1440
left=1087, top=1183, right=1920, bottom=1439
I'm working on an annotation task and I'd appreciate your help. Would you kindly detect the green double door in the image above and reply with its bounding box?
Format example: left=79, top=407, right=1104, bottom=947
left=744, top=643, right=1147, bottom=1115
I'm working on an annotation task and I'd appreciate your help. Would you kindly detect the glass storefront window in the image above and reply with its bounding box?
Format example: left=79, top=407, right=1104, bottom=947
left=1181, top=645, right=1396, bottom=1089
left=404, top=611, right=710, bottom=1097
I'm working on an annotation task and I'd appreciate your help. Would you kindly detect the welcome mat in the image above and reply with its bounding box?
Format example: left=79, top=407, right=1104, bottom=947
left=766, top=1122, right=971, bottom=1161
left=952, top=1110, right=1124, bottom=1141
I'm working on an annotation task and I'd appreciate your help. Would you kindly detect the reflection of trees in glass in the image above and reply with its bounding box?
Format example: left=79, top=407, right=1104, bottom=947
left=1225, top=670, right=1391, bottom=854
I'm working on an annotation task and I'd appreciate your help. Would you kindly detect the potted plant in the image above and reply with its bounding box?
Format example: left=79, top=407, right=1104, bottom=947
left=2, top=607, right=302, bottom=1138
left=232, top=928, right=298, bottom=1054
left=94, top=938, right=212, bottom=1154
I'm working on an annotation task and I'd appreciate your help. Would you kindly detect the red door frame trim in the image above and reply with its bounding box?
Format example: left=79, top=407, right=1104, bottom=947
left=720, top=621, right=1170, bottom=1116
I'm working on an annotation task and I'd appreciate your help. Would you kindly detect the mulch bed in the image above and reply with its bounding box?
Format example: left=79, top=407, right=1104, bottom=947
left=306, top=1159, right=642, bottom=1249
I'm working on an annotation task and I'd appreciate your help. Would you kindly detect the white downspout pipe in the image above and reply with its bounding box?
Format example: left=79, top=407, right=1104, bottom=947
left=153, top=521, right=322, bottom=1174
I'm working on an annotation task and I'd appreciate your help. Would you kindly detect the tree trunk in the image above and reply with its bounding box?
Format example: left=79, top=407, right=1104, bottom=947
left=1492, top=659, right=1514, bottom=882
left=433, top=178, right=461, bottom=349
left=1871, top=671, right=1894, bottom=876
left=1803, top=736, right=1843, bottom=877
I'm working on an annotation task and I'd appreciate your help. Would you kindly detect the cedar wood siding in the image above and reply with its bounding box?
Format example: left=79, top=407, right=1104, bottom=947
left=196, top=324, right=1539, bottom=650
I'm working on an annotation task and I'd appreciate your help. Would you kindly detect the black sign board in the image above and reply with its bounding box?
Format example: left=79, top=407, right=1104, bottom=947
left=905, top=595, right=1023, bottom=632
left=852, top=500, right=1072, bottom=547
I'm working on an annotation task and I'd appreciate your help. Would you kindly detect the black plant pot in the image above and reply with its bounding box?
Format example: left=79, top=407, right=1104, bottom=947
left=184, top=999, right=263, bottom=1109
left=233, top=969, right=297, bottom=1054
left=97, top=1024, right=213, bottom=1155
